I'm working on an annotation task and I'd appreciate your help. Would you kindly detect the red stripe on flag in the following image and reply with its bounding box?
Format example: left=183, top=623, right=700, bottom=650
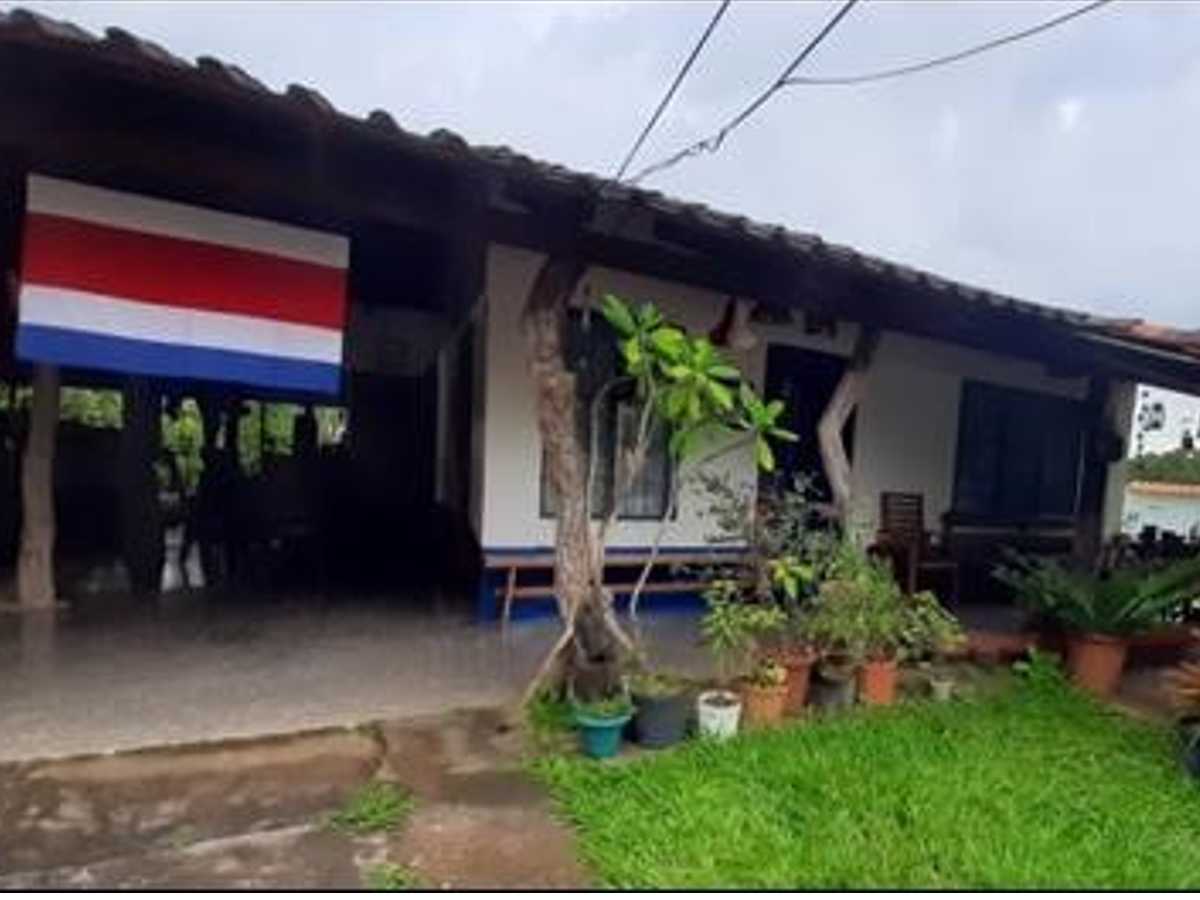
left=21, top=213, right=347, bottom=330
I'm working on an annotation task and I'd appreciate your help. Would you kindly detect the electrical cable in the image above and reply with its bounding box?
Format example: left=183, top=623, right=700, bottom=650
left=613, top=0, right=733, bottom=182
left=626, top=0, right=860, bottom=186
left=783, top=0, right=1115, bottom=87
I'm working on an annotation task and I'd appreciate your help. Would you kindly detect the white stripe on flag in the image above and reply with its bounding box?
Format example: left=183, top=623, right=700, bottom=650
left=20, top=285, right=344, bottom=364
left=27, top=175, right=349, bottom=269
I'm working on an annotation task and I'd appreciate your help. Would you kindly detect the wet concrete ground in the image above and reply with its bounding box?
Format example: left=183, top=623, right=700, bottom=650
left=0, top=707, right=589, bottom=889
left=0, top=592, right=709, bottom=763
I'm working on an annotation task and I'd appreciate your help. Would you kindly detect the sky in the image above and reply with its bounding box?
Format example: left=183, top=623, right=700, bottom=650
left=15, top=0, right=1200, bottom=331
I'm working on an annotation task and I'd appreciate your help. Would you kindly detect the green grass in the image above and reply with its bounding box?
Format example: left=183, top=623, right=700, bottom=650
left=533, top=669, right=1200, bottom=889
left=328, top=781, right=414, bottom=835
left=363, top=862, right=422, bottom=891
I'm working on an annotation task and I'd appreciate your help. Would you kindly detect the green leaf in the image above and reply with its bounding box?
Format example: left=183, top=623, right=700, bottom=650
left=769, top=427, right=799, bottom=443
left=622, top=337, right=643, bottom=368
left=600, top=294, right=636, bottom=337
left=708, top=364, right=741, bottom=382
left=665, top=387, right=688, bottom=420
left=738, top=382, right=756, bottom=411
left=651, top=327, right=686, bottom=360
left=756, top=437, right=775, bottom=472
left=707, top=380, right=734, bottom=411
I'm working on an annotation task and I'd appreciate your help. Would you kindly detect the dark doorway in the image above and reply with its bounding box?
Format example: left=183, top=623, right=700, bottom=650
left=762, top=344, right=854, bottom=503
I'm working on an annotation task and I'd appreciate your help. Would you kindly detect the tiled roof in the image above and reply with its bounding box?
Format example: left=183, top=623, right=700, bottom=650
left=1, top=5, right=1196, bottom=360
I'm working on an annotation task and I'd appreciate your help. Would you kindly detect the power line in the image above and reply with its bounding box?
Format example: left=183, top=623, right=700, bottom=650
left=626, top=0, right=860, bottom=186
left=613, top=0, right=732, bottom=182
left=784, top=0, right=1115, bottom=88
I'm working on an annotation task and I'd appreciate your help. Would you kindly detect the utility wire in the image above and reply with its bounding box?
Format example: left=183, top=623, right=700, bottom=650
left=784, top=0, right=1115, bottom=87
left=626, top=0, right=860, bottom=185
left=613, top=0, right=733, bottom=182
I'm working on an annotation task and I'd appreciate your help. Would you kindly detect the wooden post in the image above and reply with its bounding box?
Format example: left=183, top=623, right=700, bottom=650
left=817, top=328, right=879, bottom=526
left=120, top=377, right=164, bottom=597
left=17, top=364, right=59, bottom=609
left=1074, top=376, right=1112, bottom=568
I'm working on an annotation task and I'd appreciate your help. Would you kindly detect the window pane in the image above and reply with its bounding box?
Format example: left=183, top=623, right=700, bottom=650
left=953, top=380, right=1084, bottom=521
left=615, top=401, right=670, bottom=519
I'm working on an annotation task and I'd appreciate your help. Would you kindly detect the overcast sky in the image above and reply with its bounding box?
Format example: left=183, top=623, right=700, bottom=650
left=18, top=0, right=1200, bottom=328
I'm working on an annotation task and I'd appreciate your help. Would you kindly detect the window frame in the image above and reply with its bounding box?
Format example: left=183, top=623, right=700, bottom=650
left=950, top=379, right=1086, bottom=525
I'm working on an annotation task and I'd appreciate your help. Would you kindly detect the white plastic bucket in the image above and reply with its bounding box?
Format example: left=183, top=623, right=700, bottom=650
left=697, top=689, right=742, bottom=740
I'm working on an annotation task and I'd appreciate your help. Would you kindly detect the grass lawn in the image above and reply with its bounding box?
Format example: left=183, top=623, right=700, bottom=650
left=533, top=666, right=1200, bottom=889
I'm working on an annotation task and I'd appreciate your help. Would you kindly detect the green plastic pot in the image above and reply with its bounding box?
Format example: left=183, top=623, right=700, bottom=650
left=575, top=710, right=633, bottom=759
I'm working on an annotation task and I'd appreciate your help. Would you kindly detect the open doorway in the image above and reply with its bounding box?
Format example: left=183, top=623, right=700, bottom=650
left=762, top=343, right=855, bottom=503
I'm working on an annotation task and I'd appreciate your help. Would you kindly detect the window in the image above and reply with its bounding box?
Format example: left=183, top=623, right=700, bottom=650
left=539, top=311, right=672, bottom=520
left=951, top=380, right=1085, bottom=522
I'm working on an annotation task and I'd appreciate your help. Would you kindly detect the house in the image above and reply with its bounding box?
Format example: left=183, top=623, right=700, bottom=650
left=1123, top=481, right=1200, bottom=542
left=3, top=6, right=1200, bottom=623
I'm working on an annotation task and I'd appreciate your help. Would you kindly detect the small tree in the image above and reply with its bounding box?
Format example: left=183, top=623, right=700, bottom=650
left=522, top=291, right=795, bottom=702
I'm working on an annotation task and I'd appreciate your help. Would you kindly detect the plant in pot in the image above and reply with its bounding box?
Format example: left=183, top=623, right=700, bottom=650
left=699, top=473, right=835, bottom=715
left=994, top=553, right=1200, bottom=698
left=802, top=542, right=910, bottom=707
left=1164, top=652, right=1200, bottom=778
left=627, top=670, right=691, bottom=749
left=769, top=554, right=820, bottom=714
left=904, top=590, right=968, bottom=702
left=697, top=579, right=786, bottom=739
left=742, top=655, right=790, bottom=728
left=572, top=693, right=635, bottom=760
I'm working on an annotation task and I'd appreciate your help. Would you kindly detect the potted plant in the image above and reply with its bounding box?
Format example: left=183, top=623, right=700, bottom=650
left=905, top=590, right=968, bottom=702
left=628, top=671, right=691, bottom=748
left=572, top=694, right=634, bottom=759
left=697, top=579, right=786, bottom=739
left=1164, top=653, right=1200, bottom=778
left=741, top=656, right=789, bottom=728
left=804, top=546, right=907, bottom=706
left=994, top=553, right=1200, bottom=697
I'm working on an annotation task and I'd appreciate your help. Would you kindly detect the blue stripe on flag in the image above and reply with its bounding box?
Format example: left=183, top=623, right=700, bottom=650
left=16, top=324, right=341, bottom=395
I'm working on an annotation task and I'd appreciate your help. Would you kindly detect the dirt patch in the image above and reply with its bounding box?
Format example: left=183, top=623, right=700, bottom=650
left=395, top=803, right=588, bottom=889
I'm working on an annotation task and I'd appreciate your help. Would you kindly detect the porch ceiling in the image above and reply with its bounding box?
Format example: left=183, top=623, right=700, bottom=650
left=2, top=7, right=1199, bottom=394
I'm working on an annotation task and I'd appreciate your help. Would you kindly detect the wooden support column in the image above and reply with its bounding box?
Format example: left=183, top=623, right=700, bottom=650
left=120, top=377, right=164, bottom=597
left=818, top=328, right=879, bottom=527
left=1074, top=376, right=1114, bottom=568
left=17, top=364, right=59, bottom=609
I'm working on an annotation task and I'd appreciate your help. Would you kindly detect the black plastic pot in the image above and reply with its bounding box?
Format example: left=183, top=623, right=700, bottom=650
left=809, top=665, right=856, bottom=709
left=633, top=690, right=691, bottom=748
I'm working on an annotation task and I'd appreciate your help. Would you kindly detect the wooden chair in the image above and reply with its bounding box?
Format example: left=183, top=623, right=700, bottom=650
left=875, top=492, right=960, bottom=603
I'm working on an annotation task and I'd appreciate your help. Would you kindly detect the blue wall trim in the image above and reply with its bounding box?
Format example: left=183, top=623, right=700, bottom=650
left=477, top=544, right=742, bottom=622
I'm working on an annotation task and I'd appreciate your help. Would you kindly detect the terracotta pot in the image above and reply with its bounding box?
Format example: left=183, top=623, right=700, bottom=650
left=781, top=649, right=818, bottom=714
left=741, top=681, right=789, bottom=728
left=857, top=659, right=899, bottom=706
left=1066, top=633, right=1128, bottom=697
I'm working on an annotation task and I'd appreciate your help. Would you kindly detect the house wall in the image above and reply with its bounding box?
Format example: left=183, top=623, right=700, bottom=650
left=477, top=243, right=1094, bottom=550
left=1122, top=489, right=1200, bottom=539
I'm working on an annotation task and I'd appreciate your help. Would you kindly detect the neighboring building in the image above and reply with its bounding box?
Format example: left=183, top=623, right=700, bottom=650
left=1123, top=481, right=1200, bottom=540
left=3, top=7, right=1200, bottom=618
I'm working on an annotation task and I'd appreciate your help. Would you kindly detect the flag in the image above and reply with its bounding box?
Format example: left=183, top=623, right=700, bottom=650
left=16, top=174, right=348, bottom=395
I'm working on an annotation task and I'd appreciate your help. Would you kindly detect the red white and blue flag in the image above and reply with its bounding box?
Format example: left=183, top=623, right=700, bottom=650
left=16, top=175, right=348, bottom=395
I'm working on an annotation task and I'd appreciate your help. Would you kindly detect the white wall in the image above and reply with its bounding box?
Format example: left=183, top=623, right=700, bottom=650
left=478, top=243, right=1093, bottom=549
left=1123, top=489, right=1200, bottom=538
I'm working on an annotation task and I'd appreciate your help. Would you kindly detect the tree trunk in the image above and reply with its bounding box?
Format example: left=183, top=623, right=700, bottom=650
left=17, top=364, right=59, bottom=609
left=817, top=328, right=879, bottom=528
left=522, top=256, right=623, bottom=701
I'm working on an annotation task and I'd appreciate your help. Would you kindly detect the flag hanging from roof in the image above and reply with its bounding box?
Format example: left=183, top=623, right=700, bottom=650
left=16, top=175, right=348, bottom=395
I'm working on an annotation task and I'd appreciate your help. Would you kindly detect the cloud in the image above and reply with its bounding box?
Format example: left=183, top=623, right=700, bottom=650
left=16, top=0, right=1200, bottom=328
